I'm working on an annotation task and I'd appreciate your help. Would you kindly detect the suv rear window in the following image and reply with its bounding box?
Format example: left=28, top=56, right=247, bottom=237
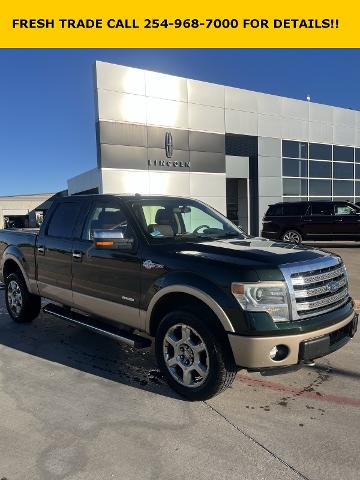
left=266, top=205, right=283, bottom=216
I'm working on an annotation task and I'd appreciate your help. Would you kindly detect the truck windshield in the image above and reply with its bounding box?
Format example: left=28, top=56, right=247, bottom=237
left=130, top=199, right=248, bottom=242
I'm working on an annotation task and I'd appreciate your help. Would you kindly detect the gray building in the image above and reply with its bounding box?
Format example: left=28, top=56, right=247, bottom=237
left=65, top=61, right=360, bottom=235
left=0, top=193, right=58, bottom=229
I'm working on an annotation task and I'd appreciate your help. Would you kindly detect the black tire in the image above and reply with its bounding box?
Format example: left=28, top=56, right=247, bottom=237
left=281, top=229, right=302, bottom=244
left=5, top=272, right=41, bottom=323
left=155, top=310, right=237, bottom=401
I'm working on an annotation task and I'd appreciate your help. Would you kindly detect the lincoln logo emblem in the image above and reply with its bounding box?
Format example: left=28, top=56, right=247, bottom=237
left=165, top=131, right=174, bottom=158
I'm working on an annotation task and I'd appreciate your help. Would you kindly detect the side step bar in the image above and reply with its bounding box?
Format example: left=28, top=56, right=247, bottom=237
left=43, top=303, right=151, bottom=349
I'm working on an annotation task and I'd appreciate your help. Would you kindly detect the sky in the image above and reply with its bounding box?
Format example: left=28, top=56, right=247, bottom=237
left=0, top=48, right=360, bottom=196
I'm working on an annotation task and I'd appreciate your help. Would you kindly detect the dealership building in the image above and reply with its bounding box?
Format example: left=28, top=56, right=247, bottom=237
left=2, top=61, right=360, bottom=233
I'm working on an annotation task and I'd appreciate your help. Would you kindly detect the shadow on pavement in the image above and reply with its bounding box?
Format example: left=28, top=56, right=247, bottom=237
left=0, top=304, right=183, bottom=401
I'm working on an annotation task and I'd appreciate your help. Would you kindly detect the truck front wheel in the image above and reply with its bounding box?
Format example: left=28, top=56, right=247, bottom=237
left=5, top=272, right=41, bottom=323
left=155, top=310, right=237, bottom=400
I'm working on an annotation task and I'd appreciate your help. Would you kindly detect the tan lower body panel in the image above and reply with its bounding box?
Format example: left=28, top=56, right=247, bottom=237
left=72, top=292, right=142, bottom=330
left=228, top=312, right=355, bottom=369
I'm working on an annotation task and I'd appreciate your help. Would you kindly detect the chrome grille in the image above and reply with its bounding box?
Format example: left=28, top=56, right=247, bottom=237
left=281, top=257, right=350, bottom=320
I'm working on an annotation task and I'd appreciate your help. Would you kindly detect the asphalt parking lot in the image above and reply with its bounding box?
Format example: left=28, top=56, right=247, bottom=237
left=0, top=243, right=359, bottom=480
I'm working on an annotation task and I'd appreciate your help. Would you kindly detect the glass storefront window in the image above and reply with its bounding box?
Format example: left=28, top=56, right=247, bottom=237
left=283, top=178, right=308, bottom=196
left=333, top=146, right=354, bottom=162
left=282, top=197, right=308, bottom=202
left=356, top=149, right=360, bottom=163
left=309, top=143, right=332, bottom=161
left=356, top=164, right=360, bottom=179
left=333, top=162, right=354, bottom=179
left=309, top=160, right=332, bottom=178
left=282, top=158, right=308, bottom=177
left=333, top=180, right=354, bottom=197
left=309, top=179, right=331, bottom=196
left=282, top=140, right=308, bottom=159
left=356, top=182, right=360, bottom=196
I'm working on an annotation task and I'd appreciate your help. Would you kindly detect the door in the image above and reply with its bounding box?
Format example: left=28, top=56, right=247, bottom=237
left=303, top=203, right=335, bottom=239
left=71, top=198, right=142, bottom=329
left=36, top=200, right=83, bottom=305
left=333, top=202, right=360, bottom=238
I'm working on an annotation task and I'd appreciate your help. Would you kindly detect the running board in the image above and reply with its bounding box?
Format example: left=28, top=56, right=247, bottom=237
left=43, top=303, right=151, bottom=349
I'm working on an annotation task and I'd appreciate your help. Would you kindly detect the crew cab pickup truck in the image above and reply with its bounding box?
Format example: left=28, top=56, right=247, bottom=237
left=0, top=195, right=358, bottom=400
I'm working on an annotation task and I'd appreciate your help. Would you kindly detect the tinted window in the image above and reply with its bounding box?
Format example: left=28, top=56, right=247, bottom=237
left=309, top=179, right=331, bottom=196
left=309, top=160, right=332, bottom=178
left=333, top=162, right=353, bottom=179
left=334, top=203, right=357, bottom=215
left=283, top=178, right=308, bottom=196
left=282, top=159, right=308, bottom=177
left=282, top=204, right=308, bottom=216
left=333, top=146, right=354, bottom=162
left=356, top=183, right=360, bottom=196
left=356, top=149, right=360, bottom=163
left=333, top=180, right=354, bottom=197
left=267, top=205, right=283, bottom=216
left=82, top=202, right=130, bottom=241
left=309, top=143, right=332, bottom=160
left=282, top=140, right=308, bottom=159
left=225, top=134, right=257, bottom=157
left=311, top=203, right=334, bottom=215
left=47, top=203, right=81, bottom=239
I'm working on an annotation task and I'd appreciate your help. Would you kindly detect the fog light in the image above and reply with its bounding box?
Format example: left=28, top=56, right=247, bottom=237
left=269, top=344, right=289, bottom=361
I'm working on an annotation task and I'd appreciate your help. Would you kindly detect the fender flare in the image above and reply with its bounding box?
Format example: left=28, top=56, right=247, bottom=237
left=1, top=250, right=37, bottom=294
left=144, top=284, right=235, bottom=334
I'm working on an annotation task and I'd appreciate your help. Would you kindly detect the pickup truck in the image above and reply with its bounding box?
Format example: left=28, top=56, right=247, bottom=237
left=0, top=194, right=358, bottom=400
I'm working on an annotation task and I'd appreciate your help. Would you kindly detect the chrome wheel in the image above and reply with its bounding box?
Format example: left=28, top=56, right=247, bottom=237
left=282, top=230, right=301, bottom=244
left=7, top=280, right=23, bottom=316
left=163, top=323, right=209, bottom=388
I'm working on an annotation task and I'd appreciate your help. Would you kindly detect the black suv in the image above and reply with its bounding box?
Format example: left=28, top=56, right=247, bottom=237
left=262, top=200, right=360, bottom=244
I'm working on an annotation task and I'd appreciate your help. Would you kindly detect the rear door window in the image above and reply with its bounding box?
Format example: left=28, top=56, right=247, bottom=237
left=47, top=202, right=82, bottom=239
left=310, top=203, right=334, bottom=216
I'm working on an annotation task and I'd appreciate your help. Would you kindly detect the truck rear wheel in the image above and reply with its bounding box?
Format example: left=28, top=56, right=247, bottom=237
left=155, top=310, right=237, bottom=401
left=5, top=272, right=41, bottom=323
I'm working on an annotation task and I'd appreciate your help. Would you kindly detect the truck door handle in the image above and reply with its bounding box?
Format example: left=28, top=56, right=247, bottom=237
left=72, top=251, right=82, bottom=260
left=335, top=219, right=343, bottom=222
left=37, top=246, right=45, bottom=255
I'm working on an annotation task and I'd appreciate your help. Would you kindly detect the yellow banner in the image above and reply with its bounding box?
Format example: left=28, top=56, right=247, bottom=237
left=0, top=0, right=358, bottom=48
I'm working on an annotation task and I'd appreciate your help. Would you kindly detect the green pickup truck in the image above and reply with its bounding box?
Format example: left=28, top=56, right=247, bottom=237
left=0, top=194, right=357, bottom=400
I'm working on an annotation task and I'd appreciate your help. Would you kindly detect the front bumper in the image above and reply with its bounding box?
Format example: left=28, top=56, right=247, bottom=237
left=228, top=311, right=357, bottom=371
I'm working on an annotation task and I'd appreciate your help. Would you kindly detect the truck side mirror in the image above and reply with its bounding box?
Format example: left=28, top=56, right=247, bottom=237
left=93, top=229, right=135, bottom=251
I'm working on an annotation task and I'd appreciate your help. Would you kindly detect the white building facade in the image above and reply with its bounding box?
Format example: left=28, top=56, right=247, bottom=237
left=68, top=61, right=360, bottom=235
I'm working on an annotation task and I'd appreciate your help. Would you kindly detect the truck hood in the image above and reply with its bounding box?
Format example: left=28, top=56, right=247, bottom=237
left=176, top=237, right=334, bottom=268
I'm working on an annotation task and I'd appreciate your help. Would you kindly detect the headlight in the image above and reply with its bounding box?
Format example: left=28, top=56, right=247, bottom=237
left=231, top=282, right=290, bottom=322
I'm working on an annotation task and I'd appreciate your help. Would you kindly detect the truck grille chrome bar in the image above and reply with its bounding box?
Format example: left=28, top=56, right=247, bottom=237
left=280, top=256, right=350, bottom=320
